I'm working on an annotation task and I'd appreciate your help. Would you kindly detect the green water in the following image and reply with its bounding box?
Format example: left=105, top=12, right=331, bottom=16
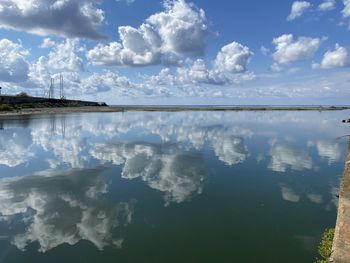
left=0, top=110, right=348, bottom=263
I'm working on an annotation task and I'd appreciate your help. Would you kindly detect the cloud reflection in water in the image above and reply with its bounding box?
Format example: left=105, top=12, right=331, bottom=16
left=0, top=168, right=133, bottom=252
left=91, top=142, right=207, bottom=205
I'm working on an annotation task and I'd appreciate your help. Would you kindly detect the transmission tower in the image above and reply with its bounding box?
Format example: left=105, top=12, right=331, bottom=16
left=59, top=74, right=65, bottom=99
left=49, top=78, right=55, bottom=99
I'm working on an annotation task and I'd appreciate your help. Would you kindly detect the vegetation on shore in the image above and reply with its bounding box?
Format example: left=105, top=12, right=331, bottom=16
left=0, top=104, right=14, bottom=112
left=315, top=228, right=335, bottom=263
left=0, top=92, right=30, bottom=111
left=15, top=92, right=30, bottom=97
left=0, top=93, right=107, bottom=112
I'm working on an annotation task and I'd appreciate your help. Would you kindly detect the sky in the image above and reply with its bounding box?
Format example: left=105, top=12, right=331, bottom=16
left=0, top=0, right=349, bottom=105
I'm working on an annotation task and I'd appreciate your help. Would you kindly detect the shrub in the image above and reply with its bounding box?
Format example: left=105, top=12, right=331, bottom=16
left=315, top=228, right=335, bottom=263
left=20, top=103, right=36, bottom=108
left=16, top=92, right=30, bottom=97
left=0, top=104, right=13, bottom=111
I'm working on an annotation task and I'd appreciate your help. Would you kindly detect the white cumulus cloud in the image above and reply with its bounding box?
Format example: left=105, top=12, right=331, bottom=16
left=144, top=41, right=254, bottom=86
left=47, top=39, right=84, bottom=72
left=213, top=42, right=253, bottom=74
left=272, top=34, right=321, bottom=65
left=313, top=44, right=350, bottom=69
left=0, top=38, right=29, bottom=83
left=40, top=38, right=56, bottom=49
left=318, top=0, right=336, bottom=11
left=0, top=0, right=105, bottom=39
left=287, top=1, right=312, bottom=21
left=343, top=0, right=350, bottom=18
left=87, top=0, right=211, bottom=67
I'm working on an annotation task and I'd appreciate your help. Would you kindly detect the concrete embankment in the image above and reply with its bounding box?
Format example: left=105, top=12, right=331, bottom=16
left=0, top=95, right=106, bottom=107
left=331, top=140, right=350, bottom=263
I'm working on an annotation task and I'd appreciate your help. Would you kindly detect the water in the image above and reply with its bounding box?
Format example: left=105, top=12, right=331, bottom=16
left=0, top=110, right=349, bottom=263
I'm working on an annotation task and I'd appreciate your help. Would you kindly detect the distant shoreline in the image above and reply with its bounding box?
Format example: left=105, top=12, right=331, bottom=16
left=0, top=105, right=350, bottom=117
left=115, top=105, right=350, bottom=112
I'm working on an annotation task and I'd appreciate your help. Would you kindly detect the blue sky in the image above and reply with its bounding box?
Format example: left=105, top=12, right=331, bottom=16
left=0, top=0, right=349, bottom=105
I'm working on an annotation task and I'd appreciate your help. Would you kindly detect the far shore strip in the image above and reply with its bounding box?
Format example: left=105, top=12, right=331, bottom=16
left=0, top=105, right=350, bottom=116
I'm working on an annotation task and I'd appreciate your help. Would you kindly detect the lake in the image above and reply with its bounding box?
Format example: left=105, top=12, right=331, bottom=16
left=0, top=110, right=349, bottom=263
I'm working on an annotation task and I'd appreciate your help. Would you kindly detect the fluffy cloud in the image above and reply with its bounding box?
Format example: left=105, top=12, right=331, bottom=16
left=0, top=169, right=133, bottom=252
left=26, top=39, right=91, bottom=96
left=270, top=62, right=282, bottom=73
left=81, top=71, right=136, bottom=94
left=260, top=46, right=270, bottom=56
left=287, top=1, right=312, bottom=21
left=313, top=44, right=350, bottom=69
left=28, top=56, right=51, bottom=89
left=46, top=39, right=84, bottom=72
left=343, top=0, right=350, bottom=18
left=0, top=38, right=29, bottom=83
left=40, top=38, right=56, bottom=49
left=144, top=41, right=254, bottom=86
left=26, top=48, right=177, bottom=97
left=272, top=34, right=321, bottom=65
left=87, top=0, right=211, bottom=66
left=87, top=25, right=162, bottom=66
left=0, top=0, right=105, bottom=39
left=318, top=0, right=336, bottom=11
left=175, top=59, right=216, bottom=84
left=147, top=0, right=210, bottom=57
left=79, top=70, right=172, bottom=97
left=213, top=42, right=253, bottom=74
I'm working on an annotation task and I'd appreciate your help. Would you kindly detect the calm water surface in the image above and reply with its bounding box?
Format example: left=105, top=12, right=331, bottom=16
left=0, top=110, right=349, bottom=263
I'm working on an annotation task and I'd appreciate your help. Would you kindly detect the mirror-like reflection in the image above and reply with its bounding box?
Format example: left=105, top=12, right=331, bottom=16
left=0, top=110, right=349, bottom=263
left=268, top=139, right=314, bottom=172
left=0, top=168, right=133, bottom=252
left=91, top=142, right=207, bottom=205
